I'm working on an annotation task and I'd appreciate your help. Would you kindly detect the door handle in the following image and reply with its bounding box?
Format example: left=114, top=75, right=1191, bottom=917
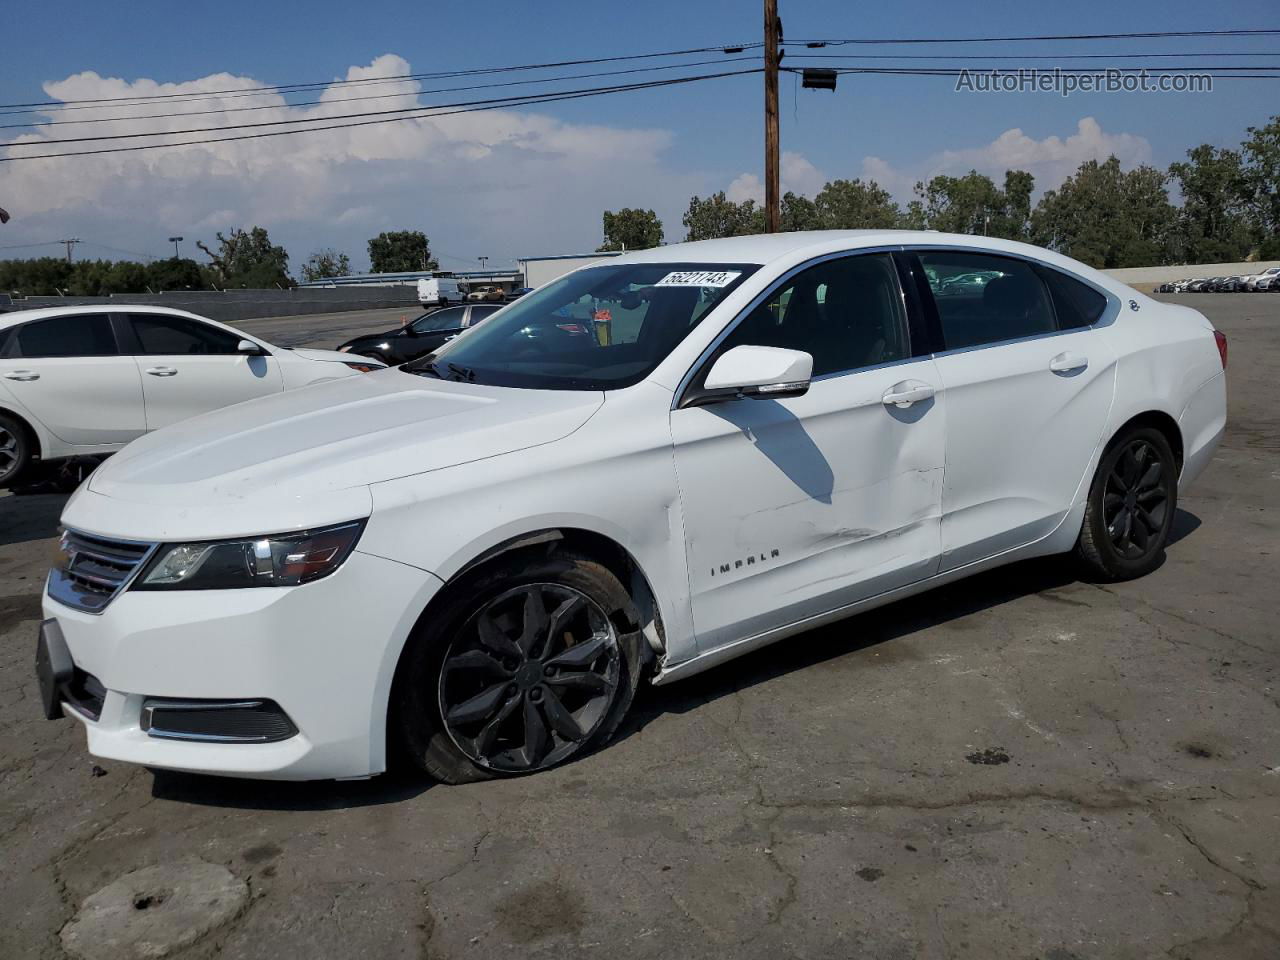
left=145, top=367, right=178, bottom=377
left=1049, top=352, right=1089, bottom=374
left=3, top=370, right=39, bottom=382
left=882, top=380, right=936, bottom=408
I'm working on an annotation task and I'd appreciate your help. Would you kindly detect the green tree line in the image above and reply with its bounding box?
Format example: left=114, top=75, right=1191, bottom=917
left=0, top=227, right=442, bottom=297
left=606, top=114, right=1279, bottom=269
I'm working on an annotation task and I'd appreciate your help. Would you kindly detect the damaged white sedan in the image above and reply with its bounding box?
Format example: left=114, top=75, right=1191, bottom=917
left=38, top=231, right=1226, bottom=781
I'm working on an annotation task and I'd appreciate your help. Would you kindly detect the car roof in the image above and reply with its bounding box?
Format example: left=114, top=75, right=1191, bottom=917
left=0, top=303, right=216, bottom=330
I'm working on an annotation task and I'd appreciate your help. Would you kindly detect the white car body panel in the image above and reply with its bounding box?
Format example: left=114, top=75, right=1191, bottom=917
left=42, top=231, right=1227, bottom=779
left=0, top=305, right=375, bottom=464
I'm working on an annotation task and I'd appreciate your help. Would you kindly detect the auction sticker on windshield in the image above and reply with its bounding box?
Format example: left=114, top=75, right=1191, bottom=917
left=656, top=270, right=741, bottom=287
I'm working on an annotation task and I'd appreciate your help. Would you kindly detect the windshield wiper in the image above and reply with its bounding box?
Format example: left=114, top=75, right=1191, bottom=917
left=410, top=360, right=446, bottom=379
left=407, top=358, right=477, bottom=383
left=447, top=363, right=477, bottom=382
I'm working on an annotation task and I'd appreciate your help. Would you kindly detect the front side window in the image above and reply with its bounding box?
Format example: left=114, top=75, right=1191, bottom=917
left=411, top=307, right=467, bottom=333
left=129, top=314, right=242, bottom=355
left=716, top=253, right=909, bottom=377
left=410, top=262, right=759, bottom=390
left=12, top=314, right=117, bottom=358
left=919, top=251, right=1056, bottom=350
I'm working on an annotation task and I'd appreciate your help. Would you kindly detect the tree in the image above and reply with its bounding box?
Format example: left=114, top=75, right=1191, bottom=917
left=145, top=257, right=205, bottom=291
left=1168, top=145, right=1253, bottom=264
left=367, top=231, right=437, bottom=273
left=301, top=249, right=352, bottom=282
left=0, top=257, right=73, bottom=296
left=197, top=226, right=291, bottom=288
left=67, top=260, right=113, bottom=296
left=910, top=169, right=1034, bottom=240
left=598, top=209, right=663, bottom=251
left=1239, top=114, right=1280, bottom=258
left=1031, top=156, right=1176, bottom=268
left=813, top=178, right=901, bottom=229
left=105, top=260, right=148, bottom=293
left=682, top=192, right=761, bottom=240
left=780, top=192, right=821, bottom=232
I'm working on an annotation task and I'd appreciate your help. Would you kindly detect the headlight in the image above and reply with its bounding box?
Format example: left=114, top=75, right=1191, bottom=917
left=134, top=521, right=365, bottom=591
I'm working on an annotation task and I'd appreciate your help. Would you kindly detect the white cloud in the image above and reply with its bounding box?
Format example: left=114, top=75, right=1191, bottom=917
left=725, top=150, right=826, bottom=203
left=860, top=117, right=1153, bottom=201
left=0, top=55, right=705, bottom=268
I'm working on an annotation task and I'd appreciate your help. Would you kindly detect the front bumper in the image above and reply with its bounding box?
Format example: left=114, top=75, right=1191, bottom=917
left=44, top=549, right=442, bottom=780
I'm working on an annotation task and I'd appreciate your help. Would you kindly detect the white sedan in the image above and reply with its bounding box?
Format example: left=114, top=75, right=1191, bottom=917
left=38, top=231, right=1226, bottom=782
left=0, top=305, right=382, bottom=486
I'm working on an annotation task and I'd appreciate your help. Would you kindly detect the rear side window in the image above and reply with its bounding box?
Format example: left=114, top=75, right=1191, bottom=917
left=468, top=305, right=502, bottom=325
left=1038, top=267, right=1108, bottom=329
left=129, top=314, right=241, bottom=355
left=411, top=307, right=467, bottom=333
left=920, top=251, right=1056, bottom=350
left=13, top=314, right=117, bottom=358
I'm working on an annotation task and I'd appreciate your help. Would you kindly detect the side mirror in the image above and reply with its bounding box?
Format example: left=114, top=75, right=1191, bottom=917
left=688, top=345, right=813, bottom=406
left=237, top=339, right=267, bottom=356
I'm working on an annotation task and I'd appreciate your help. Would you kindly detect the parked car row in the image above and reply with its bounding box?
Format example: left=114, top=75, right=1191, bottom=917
left=1158, top=267, right=1280, bottom=293
left=0, top=305, right=383, bottom=488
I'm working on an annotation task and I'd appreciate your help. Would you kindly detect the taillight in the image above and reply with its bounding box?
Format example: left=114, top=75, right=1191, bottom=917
left=1213, top=330, right=1228, bottom=370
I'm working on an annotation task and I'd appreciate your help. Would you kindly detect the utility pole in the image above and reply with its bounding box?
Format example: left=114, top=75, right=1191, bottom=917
left=763, top=0, right=781, bottom=233
left=169, top=236, right=184, bottom=258
left=59, top=237, right=81, bottom=262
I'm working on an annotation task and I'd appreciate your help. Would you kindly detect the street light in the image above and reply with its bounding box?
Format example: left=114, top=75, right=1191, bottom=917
left=478, top=256, right=489, bottom=272
left=168, top=236, right=184, bottom=258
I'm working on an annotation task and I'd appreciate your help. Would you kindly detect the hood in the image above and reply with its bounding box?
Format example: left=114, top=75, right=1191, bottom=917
left=79, top=370, right=603, bottom=536
left=288, top=346, right=378, bottom=365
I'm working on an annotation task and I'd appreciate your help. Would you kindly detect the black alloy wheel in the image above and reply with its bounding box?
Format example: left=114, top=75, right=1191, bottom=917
left=439, top=583, right=621, bottom=773
left=1076, top=425, right=1177, bottom=581
left=1102, top=438, right=1171, bottom=560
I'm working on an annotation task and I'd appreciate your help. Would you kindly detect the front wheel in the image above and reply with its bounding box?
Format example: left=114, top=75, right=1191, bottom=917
left=395, top=552, right=644, bottom=783
left=1075, top=426, right=1178, bottom=581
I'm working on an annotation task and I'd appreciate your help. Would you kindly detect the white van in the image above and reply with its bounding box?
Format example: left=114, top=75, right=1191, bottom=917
left=417, top=277, right=462, bottom=307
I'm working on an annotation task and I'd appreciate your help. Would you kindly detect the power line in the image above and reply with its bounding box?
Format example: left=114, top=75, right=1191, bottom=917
left=0, top=240, right=62, bottom=251
left=784, top=66, right=1280, bottom=79
left=0, top=56, right=760, bottom=130
left=785, top=51, right=1280, bottom=61
left=0, top=43, right=761, bottom=111
left=0, top=68, right=762, bottom=163
left=785, top=28, right=1280, bottom=46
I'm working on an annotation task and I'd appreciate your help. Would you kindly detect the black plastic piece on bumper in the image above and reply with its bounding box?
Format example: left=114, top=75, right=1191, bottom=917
left=35, top=619, right=74, bottom=720
left=140, top=698, right=298, bottom=743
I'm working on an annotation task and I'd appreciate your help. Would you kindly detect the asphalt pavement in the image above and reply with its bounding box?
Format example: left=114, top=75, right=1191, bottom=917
left=1, top=294, right=1277, bottom=959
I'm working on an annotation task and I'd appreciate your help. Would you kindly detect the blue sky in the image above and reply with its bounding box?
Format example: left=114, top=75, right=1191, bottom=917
left=1, top=0, right=1275, bottom=271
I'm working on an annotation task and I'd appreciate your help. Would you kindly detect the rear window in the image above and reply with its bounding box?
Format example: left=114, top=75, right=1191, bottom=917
left=12, top=314, right=117, bottom=358
left=1038, top=267, right=1109, bottom=329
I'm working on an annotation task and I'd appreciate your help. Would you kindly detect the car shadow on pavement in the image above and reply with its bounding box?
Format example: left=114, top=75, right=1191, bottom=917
left=150, top=767, right=434, bottom=809
left=0, top=491, right=69, bottom=548
left=622, top=506, right=1203, bottom=740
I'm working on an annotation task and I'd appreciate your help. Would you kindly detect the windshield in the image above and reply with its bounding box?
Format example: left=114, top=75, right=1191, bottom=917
left=405, top=262, right=758, bottom=390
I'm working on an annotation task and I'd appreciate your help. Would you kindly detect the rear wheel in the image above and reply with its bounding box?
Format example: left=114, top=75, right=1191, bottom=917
left=0, top=413, right=32, bottom=488
left=1076, top=426, right=1177, bottom=581
left=395, top=552, right=644, bottom=783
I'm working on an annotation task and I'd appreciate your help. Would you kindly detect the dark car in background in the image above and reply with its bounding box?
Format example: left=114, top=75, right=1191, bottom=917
left=336, top=304, right=503, bottom=365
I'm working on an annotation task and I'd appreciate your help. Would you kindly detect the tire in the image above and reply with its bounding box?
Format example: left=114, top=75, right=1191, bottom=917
left=1075, top=425, right=1178, bottom=581
left=0, top=412, right=32, bottom=488
left=394, top=551, right=645, bottom=783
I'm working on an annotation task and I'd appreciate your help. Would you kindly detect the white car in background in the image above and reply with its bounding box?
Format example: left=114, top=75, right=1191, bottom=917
left=0, top=305, right=381, bottom=486
left=38, top=231, right=1226, bottom=783
left=1244, top=267, right=1280, bottom=291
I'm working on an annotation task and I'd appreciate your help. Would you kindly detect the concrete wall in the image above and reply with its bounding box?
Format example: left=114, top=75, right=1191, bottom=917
left=1103, top=260, right=1280, bottom=289
left=3, top=286, right=421, bottom=323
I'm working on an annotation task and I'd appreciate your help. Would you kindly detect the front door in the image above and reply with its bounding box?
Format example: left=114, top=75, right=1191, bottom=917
left=913, top=250, right=1119, bottom=570
left=0, top=312, right=145, bottom=445
left=671, top=252, right=945, bottom=652
left=124, top=313, right=282, bottom=431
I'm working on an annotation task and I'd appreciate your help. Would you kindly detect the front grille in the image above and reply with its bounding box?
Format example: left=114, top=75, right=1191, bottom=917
left=47, top=529, right=157, bottom=614
left=140, top=699, right=298, bottom=743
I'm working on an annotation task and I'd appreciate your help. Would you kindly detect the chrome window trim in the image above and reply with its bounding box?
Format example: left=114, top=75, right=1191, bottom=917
left=672, top=245, right=910, bottom=409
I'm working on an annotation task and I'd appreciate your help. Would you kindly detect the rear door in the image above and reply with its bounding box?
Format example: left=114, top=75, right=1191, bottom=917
left=122, top=313, right=283, bottom=431
left=0, top=312, right=145, bottom=445
left=913, top=249, right=1118, bottom=570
